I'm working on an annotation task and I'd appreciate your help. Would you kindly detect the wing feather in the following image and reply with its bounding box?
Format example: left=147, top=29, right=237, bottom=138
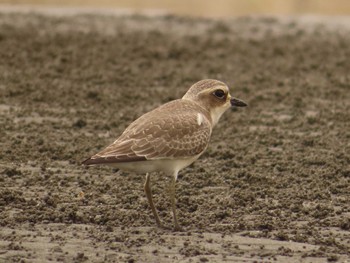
left=83, top=100, right=212, bottom=165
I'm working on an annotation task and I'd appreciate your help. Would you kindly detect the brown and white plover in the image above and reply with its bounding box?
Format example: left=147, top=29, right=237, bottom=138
left=82, top=79, right=247, bottom=230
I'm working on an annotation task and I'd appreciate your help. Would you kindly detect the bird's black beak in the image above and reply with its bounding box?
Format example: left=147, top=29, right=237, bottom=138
left=230, top=97, right=247, bottom=107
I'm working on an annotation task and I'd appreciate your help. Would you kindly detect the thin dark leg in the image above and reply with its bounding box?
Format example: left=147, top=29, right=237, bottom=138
left=144, top=173, right=162, bottom=228
left=170, top=173, right=183, bottom=231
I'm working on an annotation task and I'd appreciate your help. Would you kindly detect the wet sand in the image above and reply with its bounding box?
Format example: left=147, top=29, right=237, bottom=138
left=0, top=12, right=350, bottom=262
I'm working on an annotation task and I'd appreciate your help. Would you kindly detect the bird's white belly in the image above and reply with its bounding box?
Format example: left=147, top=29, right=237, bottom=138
left=111, top=154, right=201, bottom=176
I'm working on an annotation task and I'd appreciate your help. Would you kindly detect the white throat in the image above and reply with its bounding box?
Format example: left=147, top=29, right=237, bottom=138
left=210, top=107, right=227, bottom=127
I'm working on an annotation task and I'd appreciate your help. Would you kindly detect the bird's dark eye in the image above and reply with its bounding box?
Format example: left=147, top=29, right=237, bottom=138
left=213, top=89, right=226, bottom=99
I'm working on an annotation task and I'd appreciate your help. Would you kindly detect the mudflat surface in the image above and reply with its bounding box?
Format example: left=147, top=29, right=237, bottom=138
left=0, top=12, right=350, bottom=262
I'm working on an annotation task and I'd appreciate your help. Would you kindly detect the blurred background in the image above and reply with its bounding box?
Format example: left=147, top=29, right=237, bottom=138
left=1, top=0, right=350, bottom=17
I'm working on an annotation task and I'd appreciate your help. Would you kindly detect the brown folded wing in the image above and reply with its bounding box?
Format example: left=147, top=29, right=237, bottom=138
left=83, top=100, right=212, bottom=165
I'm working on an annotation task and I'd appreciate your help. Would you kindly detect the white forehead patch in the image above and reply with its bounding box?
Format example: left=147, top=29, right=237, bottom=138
left=197, top=113, right=204, bottom=126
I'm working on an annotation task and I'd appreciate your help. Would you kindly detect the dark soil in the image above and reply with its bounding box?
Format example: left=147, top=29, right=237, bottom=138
left=0, top=12, right=350, bottom=262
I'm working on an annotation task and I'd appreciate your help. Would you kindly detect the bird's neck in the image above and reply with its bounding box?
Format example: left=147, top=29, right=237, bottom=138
left=182, top=98, right=214, bottom=126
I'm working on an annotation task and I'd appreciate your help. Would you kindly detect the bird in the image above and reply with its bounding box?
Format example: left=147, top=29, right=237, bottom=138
left=82, top=79, right=247, bottom=231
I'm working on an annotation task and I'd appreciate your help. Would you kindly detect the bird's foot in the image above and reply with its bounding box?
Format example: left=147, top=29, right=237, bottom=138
left=155, top=222, right=169, bottom=230
left=173, top=224, right=184, bottom=232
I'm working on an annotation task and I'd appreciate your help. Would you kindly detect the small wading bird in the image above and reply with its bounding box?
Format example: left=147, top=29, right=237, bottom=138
left=83, top=79, right=247, bottom=231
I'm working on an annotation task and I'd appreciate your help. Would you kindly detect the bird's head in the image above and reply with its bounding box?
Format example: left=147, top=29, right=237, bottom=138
left=182, top=79, right=247, bottom=126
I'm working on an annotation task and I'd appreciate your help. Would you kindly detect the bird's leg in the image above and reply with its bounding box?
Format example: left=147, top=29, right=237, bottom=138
left=170, top=172, right=183, bottom=231
left=144, top=173, right=162, bottom=228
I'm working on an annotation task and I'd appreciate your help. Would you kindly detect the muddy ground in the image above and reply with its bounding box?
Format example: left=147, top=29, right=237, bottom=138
left=0, top=11, right=350, bottom=262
